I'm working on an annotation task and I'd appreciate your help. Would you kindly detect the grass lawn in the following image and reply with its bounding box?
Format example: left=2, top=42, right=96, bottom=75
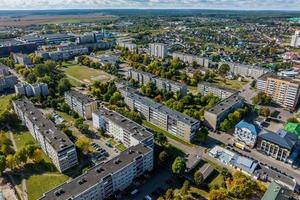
left=57, top=111, right=76, bottom=125
left=188, top=86, right=199, bottom=95
left=142, top=120, right=193, bottom=147
left=190, top=186, right=209, bottom=199
left=115, top=143, right=127, bottom=152
left=213, top=76, right=248, bottom=90
left=62, top=63, right=114, bottom=85
left=0, top=94, right=13, bottom=113
left=27, top=173, right=69, bottom=200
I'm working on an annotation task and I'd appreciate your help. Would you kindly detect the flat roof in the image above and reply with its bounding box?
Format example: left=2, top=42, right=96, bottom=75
left=13, top=98, right=75, bottom=152
left=94, top=108, right=152, bottom=142
left=261, top=181, right=292, bottom=200
left=40, top=143, right=152, bottom=200
left=206, top=94, right=244, bottom=115
left=65, top=90, right=96, bottom=104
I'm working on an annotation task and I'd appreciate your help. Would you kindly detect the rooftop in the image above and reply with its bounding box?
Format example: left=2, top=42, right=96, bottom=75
left=261, top=181, right=293, bottom=200
left=40, top=143, right=152, bottom=200
left=258, top=129, right=297, bottom=150
left=198, top=81, right=237, bottom=93
left=13, top=98, right=74, bottom=152
left=94, top=108, right=152, bottom=142
left=65, top=90, right=96, bottom=104
left=232, top=155, right=258, bottom=174
left=284, top=122, right=300, bottom=140
left=235, top=120, right=261, bottom=135
left=206, top=94, right=244, bottom=115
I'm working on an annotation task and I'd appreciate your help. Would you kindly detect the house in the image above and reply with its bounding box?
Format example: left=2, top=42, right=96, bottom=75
left=256, top=129, right=298, bottom=162
left=261, top=181, right=293, bottom=200
left=234, top=120, right=260, bottom=148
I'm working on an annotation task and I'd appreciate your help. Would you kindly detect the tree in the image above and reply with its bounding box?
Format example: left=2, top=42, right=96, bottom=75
left=218, top=64, right=230, bottom=76
left=157, top=197, right=164, bottom=200
left=250, top=80, right=256, bottom=88
left=208, top=188, right=227, bottom=200
left=32, top=149, right=43, bottom=163
left=165, top=189, right=174, bottom=200
left=155, top=132, right=168, bottom=146
left=75, top=135, right=91, bottom=153
left=181, top=180, right=190, bottom=195
left=172, top=156, right=186, bottom=175
left=259, top=107, right=270, bottom=117
left=6, top=154, right=16, bottom=169
left=15, top=148, right=28, bottom=166
left=159, top=151, right=168, bottom=164
left=252, top=92, right=271, bottom=105
left=58, top=78, right=72, bottom=95
left=287, top=117, right=299, bottom=123
left=194, top=170, right=204, bottom=186
left=109, top=91, right=123, bottom=105
left=0, top=155, right=6, bottom=175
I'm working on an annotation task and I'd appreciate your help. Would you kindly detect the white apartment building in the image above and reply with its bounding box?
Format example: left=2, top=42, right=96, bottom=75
left=149, top=43, right=168, bottom=58
left=198, top=82, right=237, bottom=99
left=234, top=120, right=260, bottom=148
left=291, top=30, right=300, bottom=48
left=0, top=64, right=18, bottom=93
left=64, top=90, right=98, bottom=119
left=15, top=82, right=48, bottom=97
left=13, top=98, right=78, bottom=172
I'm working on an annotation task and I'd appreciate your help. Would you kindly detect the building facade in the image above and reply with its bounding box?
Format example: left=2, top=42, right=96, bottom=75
left=204, top=94, right=245, bottom=130
left=149, top=43, right=167, bottom=58
left=13, top=98, right=78, bottom=172
left=198, top=82, right=237, bottom=99
left=13, top=53, right=32, bottom=66
left=172, top=52, right=212, bottom=68
left=290, top=30, right=300, bottom=48
left=234, top=120, right=260, bottom=148
left=36, top=46, right=89, bottom=61
left=64, top=90, right=98, bottom=120
left=0, top=64, right=18, bottom=93
left=15, top=82, right=48, bottom=97
left=257, top=73, right=300, bottom=111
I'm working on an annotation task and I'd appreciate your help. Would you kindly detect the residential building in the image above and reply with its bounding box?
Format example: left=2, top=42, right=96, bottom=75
left=204, top=94, right=245, bottom=130
left=261, top=181, right=293, bottom=200
left=127, top=69, right=187, bottom=95
left=172, top=52, right=213, bottom=68
left=15, top=82, right=48, bottom=97
left=40, top=144, right=153, bottom=200
left=256, top=73, right=300, bottom=111
left=149, top=43, right=167, bottom=58
left=119, top=87, right=200, bottom=142
left=198, top=82, right=237, bottom=99
left=290, top=30, right=300, bottom=48
left=92, top=107, right=153, bottom=148
left=13, top=98, right=78, bottom=172
left=13, top=53, right=33, bottom=67
left=256, top=129, right=298, bottom=162
left=64, top=90, right=98, bottom=120
left=234, top=120, right=260, bottom=148
left=0, top=40, right=37, bottom=57
left=36, top=46, right=89, bottom=61
left=0, top=64, right=18, bottom=93
left=221, top=62, right=270, bottom=79
left=43, top=33, right=75, bottom=44
left=116, top=38, right=137, bottom=52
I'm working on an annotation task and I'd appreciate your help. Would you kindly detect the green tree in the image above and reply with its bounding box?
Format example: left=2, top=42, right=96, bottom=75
left=208, top=188, right=227, bottom=200
left=218, top=64, right=230, bottom=76
left=0, top=155, right=6, bottom=175
left=155, top=132, right=168, bottom=146
left=15, top=148, right=28, bottom=166
left=194, top=170, right=204, bottom=186
left=172, top=156, right=186, bottom=175
left=181, top=180, right=190, bottom=195
left=165, top=189, right=174, bottom=200
left=259, top=107, right=270, bottom=117
left=6, top=154, right=16, bottom=169
left=75, top=135, right=91, bottom=153
left=159, top=151, right=168, bottom=164
left=287, top=117, right=299, bottom=123
left=58, top=78, right=72, bottom=95
left=32, top=149, right=43, bottom=163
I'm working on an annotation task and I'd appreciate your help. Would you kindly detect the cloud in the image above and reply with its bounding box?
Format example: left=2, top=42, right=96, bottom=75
left=0, top=0, right=299, bottom=10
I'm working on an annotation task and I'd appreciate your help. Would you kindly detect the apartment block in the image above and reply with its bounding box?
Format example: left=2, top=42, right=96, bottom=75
left=127, top=68, right=187, bottom=95
left=0, top=40, right=37, bottom=57
left=119, top=87, right=200, bottom=142
left=40, top=144, right=153, bottom=200
left=116, top=38, right=137, bottom=52
left=257, top=73, right=300, bottom=111
left=15, top=82, right=48, bottom=97
left=92, top=107, right=153, bottom=149
left=36, top=46, right=88, bottom=61
left=222, top=62, right=270, bottom=79
left=149, top=43, right=168, bottom=58
left=204, top=94, right=245, bottom=130
left=13, top=53, right=32, bottom=67
left=198, top=82, right=237, bottom=99
left=0, top=64, right=18, bottom=93
left=64, top=90, right=98, bottom=119
left=290, top=30, right=300, bottom=48
left=172, top=52, right=213, bottom=68
left=13, top=98, right=78, bottom=172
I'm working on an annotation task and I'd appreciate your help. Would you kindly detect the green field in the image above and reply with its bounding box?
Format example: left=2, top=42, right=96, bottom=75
left=142, top=120, right=193, bottom=147
left=62, top=63, right=114, bottom=85
left=0, top=94, right=13, bottom=113
left=41, top=15, right=118, bottom=25
left=213, top=76, right=248, bottom=90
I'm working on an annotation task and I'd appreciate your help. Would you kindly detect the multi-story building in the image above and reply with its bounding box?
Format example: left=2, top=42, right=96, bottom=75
left=257, top=73, right=300, bottom=111
left=290, top=30, right=300, bottom=48
left=149, top=43, right=167, bottom=58
left=198, top=82, right=237, bottom=99
left=172, top=52, right=213, bottom=68
left=36, top=46, right=89, bottom=61
left=39, top=143, right=153, bottom=200
left=119, top=87, right=200, bottom=142
left=234, top=120, right=260, bottom=148
left=0, top=64, right=18, bottom=93
left=127, top=69, right=188, bottom=95
left=13, top=98, right=78, bottom=172
left=92, top=107, right=153, bottom=148
left=0, top=40, right=37, bottom=57
left=116, top=38, right=137, bottom=52
left=256, top=129, right=298, bottom=162
left=64, top=90, right=98, bottom=120
left=204, top=94, right=245, bottom=130
left=13, top=53, right=33, bottom=67
left=15, top=82, right=48, bottom=97
left=221, top=62, right=270, bottom=79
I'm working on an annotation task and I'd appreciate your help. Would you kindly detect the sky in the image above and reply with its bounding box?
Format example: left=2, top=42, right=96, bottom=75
left=0, top=0, right=300, bottom=10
